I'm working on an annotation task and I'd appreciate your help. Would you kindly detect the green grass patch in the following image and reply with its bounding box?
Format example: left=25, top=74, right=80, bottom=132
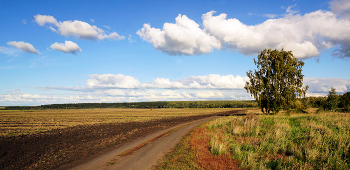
left=203, top=112, right=350, bottom=169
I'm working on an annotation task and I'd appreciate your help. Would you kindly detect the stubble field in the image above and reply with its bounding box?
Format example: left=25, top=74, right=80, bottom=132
left=0, top=108, right=242, bottom=170
left=0, top=108, right=237, bottom=137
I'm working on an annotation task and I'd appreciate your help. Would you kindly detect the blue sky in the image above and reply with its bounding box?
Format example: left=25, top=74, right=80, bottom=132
left=1, top=0, right=350, bottom=106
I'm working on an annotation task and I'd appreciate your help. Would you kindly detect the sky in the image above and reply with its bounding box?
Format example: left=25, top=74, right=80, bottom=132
left=1, top=0, right=350, bottom=106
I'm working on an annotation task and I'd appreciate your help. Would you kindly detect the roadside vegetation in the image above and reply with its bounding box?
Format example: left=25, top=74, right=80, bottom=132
left=158, top=109, right=350, bottom=170
left=206, top=110, right=350, bottom=169
left=157, top=86, right=350, bottom=169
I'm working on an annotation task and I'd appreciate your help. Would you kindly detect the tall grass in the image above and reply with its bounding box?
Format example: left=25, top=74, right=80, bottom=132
left=205, top=112, right=350, bottom=169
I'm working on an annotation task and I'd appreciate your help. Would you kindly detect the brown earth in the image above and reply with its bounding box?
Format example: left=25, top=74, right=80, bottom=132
left=0, top=110, right=243, bottom=170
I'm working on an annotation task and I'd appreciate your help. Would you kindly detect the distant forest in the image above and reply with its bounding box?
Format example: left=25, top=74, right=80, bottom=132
left=3, top=100, right=258, bottom=110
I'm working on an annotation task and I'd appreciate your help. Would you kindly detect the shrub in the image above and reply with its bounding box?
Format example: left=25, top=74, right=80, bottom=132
left=339, top=92, right=350, bottom=112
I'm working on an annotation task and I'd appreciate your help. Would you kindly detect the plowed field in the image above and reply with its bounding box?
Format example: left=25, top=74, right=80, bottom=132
left=0, top=108, right=243, bottom=170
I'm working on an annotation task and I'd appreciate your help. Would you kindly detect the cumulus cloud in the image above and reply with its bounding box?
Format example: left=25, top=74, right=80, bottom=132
left=31, top=74, right=254, bottom=104
left=86, top=74, right=141, bottom=88
left=330, top=0, right=350, bottom=19
left=195, top=91, right=224, bottom=98
left=7, top=41, right=40, bottom=54
left=141, top=74, right=248, bottom=89
left=304, top=77, right=350, bottom=94
left=0, top=91, right=110, bottom=105
left=50, top=41, right=82, bottom=54
left=138, top=3, right=350, bottom=59
left=203, top=11, right=324, bottom=59
left=34, top=14, right=58, bottom=26
left=37, top=74, right=350, bottom=97
left=184, top=74, right=249, bottom=89
left=34, top=14, right=124, bottom=41
left=143, top=78, right=186, bottom=89
left=7, top=73, right=350, bottom=105
left=137, top=14, right=222, bottom=55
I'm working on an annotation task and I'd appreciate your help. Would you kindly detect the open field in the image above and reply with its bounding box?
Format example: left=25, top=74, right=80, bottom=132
left=157, top=109, right=350, bottom=169
left=0, top=108, right=239, bottom=137
left=0, top=108, right=244, bottom=170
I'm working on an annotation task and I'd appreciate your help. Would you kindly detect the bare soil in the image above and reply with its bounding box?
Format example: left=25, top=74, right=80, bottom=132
left=0, top=110, right=243, bottom=170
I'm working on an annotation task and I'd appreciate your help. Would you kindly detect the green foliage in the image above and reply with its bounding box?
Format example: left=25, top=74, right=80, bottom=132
left=326, top=87, right=339, bottom=112
left=245, top=49, right=308, bottom=114
left=307, top=89, right=349, bottom=113
left=312, top=87, right=341, bottom=112
left=339, top=92, right=350, bottom=112
left=306, top=96, right=327, bottom=108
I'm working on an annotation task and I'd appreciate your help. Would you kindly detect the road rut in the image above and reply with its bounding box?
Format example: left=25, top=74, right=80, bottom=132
left=71, top=116, right=219, bottom=170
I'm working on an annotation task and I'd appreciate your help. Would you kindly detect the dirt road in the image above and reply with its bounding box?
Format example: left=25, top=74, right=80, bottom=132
left=70, top=116, right=220, bottom=170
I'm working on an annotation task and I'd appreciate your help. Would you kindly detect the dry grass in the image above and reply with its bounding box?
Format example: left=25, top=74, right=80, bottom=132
left=156, top=124, right=241, bottom=170
left=0, top=108, right=236, bottom=137
left=203, top=111, right=350, bottom=169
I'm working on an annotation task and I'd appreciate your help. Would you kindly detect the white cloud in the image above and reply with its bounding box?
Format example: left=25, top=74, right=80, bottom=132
left=141, top=74, right=248, bottom=89
left=22, top=19, right=27, bottom=24
left=143, top=78, right=186, bottom=89
left=0, top=46, right=19, bottom=56
left=26, top=74, right=254, bottom=105
left=90, top=19, right=95, bottom=23
left=103, top=25, right=111, bottom=30
left=7, top=41, right=40, bottom=54
left=34, top=14, right=124, bottom=41
left=263, top=14, right=278, bottom=18
left=330, top=0, right=350, bottom=19
left=7, top=74, right=350, bottom=105
left=137, top=14, right=222, bottom=55
left=108, top=32, right=125, bottom=40
left=34, top=14, right=58, bottom=26
left=86, top=74, right=141, bottom=88
left=37, top=74, right=350, bottom=97
left=139, top=4, right=350, bottom=58
left=184, top=74, right=249, bottom=89
left=203, top=9, right=350, bottom=58
left=195, top=91, right=224, bottom=98
left=182, top=92, right=193, bottom=98
left=128, top=35, right=135, bottom=43
left=284, top=4, right=298, bottom=14
left=50, top=41, right=82, bottom=54
left=4, top=74, right=348, bottom=106
left=41, top=74, right=250, bottom=91
left=304, top=77, right=350, bottom=94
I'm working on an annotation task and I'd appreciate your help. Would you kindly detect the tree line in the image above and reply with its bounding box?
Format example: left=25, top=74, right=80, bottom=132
left=306, top=89, right=350, bottom=112
left=4, top=100, right=258, bottom=110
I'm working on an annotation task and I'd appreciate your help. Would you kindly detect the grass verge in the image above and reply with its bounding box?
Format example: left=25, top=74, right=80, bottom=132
left=157, top=109, right=350, bottom=169
left=204, top=111, right=350, bottom=169
left=156, top=122, right=240, bottom=170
